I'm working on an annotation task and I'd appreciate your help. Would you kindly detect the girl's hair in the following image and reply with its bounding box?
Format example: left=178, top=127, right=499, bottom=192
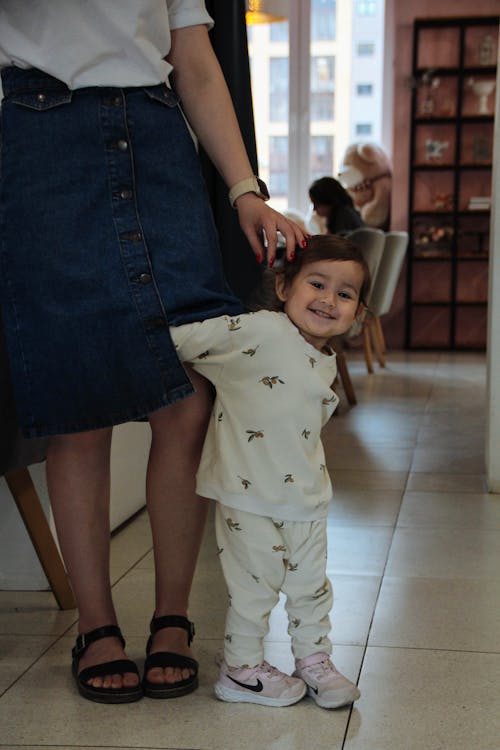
left=309, top=176, right=355, bottom=210
left=248, top=234, right=371, bottom=313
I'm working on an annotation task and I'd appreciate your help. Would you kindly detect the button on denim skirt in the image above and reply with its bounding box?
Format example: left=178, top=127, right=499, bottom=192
left=0, top=68, right=244, bottom=438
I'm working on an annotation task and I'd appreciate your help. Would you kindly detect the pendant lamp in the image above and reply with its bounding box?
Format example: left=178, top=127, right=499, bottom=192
left=246, top=0, right=288, bottom=25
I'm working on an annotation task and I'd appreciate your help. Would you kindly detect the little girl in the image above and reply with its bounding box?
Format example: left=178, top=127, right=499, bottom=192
left=171, top=234, right=370, bottom=708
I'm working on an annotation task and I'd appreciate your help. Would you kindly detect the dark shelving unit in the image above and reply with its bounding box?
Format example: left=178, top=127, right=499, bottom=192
left=405, top=16, right=498, bottom=350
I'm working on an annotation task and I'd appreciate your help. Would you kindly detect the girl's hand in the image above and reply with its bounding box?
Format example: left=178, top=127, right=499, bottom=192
left=234, top=193, right=308, bottom=266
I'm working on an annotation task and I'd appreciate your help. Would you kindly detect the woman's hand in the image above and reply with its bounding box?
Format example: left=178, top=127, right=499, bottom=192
left=234, top=193, right=308, bottom=266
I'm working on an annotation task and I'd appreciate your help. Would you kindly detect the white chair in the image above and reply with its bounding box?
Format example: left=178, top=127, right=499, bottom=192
left=363, top=231, right=408, bottom=370
left=344, top=227, right=386, bottom=373
left=347, top=227, right=386, bottom=293
left=282, top=208, right=309, bottom=234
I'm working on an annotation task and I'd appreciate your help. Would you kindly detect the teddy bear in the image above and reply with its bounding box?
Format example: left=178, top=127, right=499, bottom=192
left=338, top=142, right=392, bottom=230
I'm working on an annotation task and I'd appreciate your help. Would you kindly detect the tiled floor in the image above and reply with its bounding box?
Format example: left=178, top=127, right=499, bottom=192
left=1, top=351, right=499, bottom=750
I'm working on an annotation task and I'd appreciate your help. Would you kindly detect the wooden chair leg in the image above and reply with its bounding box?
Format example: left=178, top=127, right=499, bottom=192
left=374, top=316, right=387, bottom=354
left=334, top=349, right=357, bottom=406
left=362, top=322, right=374, bottom=374
left=370, top=317, right=386, bottom=368
left=5, top=467, right=75, bottom=610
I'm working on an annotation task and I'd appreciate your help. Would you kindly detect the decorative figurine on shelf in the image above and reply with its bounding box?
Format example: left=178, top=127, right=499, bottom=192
left=433, top=192, right=453, bottom=211
left=425, top=138, right=450, bottom=162
left=415, top=224, right=453, bottom=257
left=478, top=34, right=495, bottom=66
left=419, top=70, right=440, bottom=116
left=467, top=78, right=496, bottom=115
left=472, top=134, right=491, bottom=164
left=338, top=142, right=392, bottom=230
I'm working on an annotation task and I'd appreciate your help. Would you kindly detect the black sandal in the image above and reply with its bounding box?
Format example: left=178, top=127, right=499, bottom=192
left=142, top=615, right=199, bottom=699
left=71, top=625, right=143, bottom=704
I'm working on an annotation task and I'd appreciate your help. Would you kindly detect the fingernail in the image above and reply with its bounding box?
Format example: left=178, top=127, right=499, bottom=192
left=269, top=257, right=275, bottom=268
left=256, top=253, right=262, bottom=264
left=301, top=240, right=308, bottom=248
left=289, top=250, right=295, bottom=262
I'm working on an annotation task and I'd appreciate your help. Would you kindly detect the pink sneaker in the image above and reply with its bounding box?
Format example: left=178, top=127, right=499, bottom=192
left=294, top=652, right=361, bottom=708
left=215, top=660, right=306, bottom=707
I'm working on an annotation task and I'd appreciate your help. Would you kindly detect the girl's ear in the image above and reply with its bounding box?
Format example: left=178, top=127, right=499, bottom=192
left=275, top=273, right=288, bottom=302
left=355, top=302, right=366, bottom=319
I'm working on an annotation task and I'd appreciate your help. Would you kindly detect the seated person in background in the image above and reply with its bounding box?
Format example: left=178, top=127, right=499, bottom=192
left=309, top=176, right=365, bottom=236
left=171, top=235, right=370, bottom=710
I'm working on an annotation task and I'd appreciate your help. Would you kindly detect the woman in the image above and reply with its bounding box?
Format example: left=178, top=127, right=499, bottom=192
left=309, top=176, right=364, bottom=235
left=0, top=0, right=306, bottom=703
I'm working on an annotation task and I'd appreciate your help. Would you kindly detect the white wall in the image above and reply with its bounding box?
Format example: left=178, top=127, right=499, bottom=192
left=0, top=422, right=151, bottom=589
left=486, top=48, right=500, bottom=492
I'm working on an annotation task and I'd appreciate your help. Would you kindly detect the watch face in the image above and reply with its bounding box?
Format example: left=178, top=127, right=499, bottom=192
left=257, top=177, right=270, bottom=200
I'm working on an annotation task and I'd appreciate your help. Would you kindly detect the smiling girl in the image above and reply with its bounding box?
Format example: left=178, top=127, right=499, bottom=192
left=170, top=234, right=370, bottom=709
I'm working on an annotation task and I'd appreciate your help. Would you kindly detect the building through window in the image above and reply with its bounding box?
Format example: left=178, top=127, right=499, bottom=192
left=247, top=0, right=384, bottom=212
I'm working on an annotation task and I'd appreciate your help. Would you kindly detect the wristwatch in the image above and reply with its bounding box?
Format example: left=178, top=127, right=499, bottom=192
left=228, top=176, right=270, bottom=208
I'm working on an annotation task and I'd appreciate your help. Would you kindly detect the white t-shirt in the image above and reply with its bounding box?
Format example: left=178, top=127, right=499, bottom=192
left=0, top=0, right=213, bottom=94
left=171, top=311, right=339, bottom=522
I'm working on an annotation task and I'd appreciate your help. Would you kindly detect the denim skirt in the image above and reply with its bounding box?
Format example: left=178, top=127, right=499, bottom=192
left=0, top=67, right=244, bottom=438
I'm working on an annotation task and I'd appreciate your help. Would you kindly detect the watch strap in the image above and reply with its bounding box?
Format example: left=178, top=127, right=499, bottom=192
left=228, top=176, right=270, bottom=208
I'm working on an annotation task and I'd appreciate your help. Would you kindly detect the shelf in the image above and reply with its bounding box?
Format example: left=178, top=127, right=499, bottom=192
left=412, top=255, right=489, bottom=263
left=411, top=210, right=454, bottom=217
left=413, top=163, right=492, bottom=170
left=412, top=164, right=457, bottom=171
left=406, top=14, right=498, bottom=351
left=414, top=115, right=494, bottom=124
left=411, top=300, right=487, bottom=308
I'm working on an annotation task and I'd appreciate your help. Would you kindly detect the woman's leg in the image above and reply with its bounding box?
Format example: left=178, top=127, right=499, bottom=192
left=46, top=428, right=139, bottom=689
left=144, top=365, right=212, bottom=685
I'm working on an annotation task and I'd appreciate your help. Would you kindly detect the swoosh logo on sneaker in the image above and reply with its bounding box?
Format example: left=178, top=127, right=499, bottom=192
left=311, top=686, right=319, bottom=694
left=227, top=675, right=264, bottom=693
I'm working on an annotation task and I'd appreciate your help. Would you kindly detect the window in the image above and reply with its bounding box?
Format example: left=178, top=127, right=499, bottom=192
left=311, top=56, right=335, bottom=120
left=310, top=136, right=334, bottom=181
left=269, top=136, right=289, bottom=195
left=357, top=42, right=375, bottom=56
left=356, top=83, right=373, bottom=96
left=270, top=21, right=288, bottom=42
left=269, top=57, right=288, bottom=122
left=356, top=0, right=376, bottom=15
left=247, top=0, right=385, bottom=212
left=311, top=0, right=336, bottom=41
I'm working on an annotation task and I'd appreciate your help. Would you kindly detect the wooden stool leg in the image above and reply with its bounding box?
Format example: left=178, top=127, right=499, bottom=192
left=5, top=467, right=75, bottom=610
left=335, top=350, right=357, bottom=406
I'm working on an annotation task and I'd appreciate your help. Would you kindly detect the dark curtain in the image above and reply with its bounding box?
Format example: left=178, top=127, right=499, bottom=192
left=201, top=0, right=263, bottom=304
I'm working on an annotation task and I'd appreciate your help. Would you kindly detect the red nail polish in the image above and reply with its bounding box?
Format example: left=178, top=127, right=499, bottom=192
left=289, top=251, right=295, bottom=261
left=256, top=253, right=262, bottom=264
left=269, top=257, right=275, bottom=268
left=301, top=240, right=308, bottom=248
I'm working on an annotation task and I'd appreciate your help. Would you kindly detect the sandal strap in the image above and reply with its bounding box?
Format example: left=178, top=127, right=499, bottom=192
left=143, top=650, right=198, bottom=675
left=149, top=615, right=195, bottom=646
left=78, top=658, right=140, bottom=683
left=72, top=625, right=125, bottom=661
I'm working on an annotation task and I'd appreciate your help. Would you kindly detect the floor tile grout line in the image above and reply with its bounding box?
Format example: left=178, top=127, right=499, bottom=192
left=341, top=355, right=440, bottom=748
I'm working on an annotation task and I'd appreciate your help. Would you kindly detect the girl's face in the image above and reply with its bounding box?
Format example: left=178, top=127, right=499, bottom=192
left=275, top=259, right=364, bottom=351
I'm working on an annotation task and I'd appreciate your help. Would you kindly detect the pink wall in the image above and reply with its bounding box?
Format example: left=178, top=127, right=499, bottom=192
left=383, top=0, right=499, bottom=348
